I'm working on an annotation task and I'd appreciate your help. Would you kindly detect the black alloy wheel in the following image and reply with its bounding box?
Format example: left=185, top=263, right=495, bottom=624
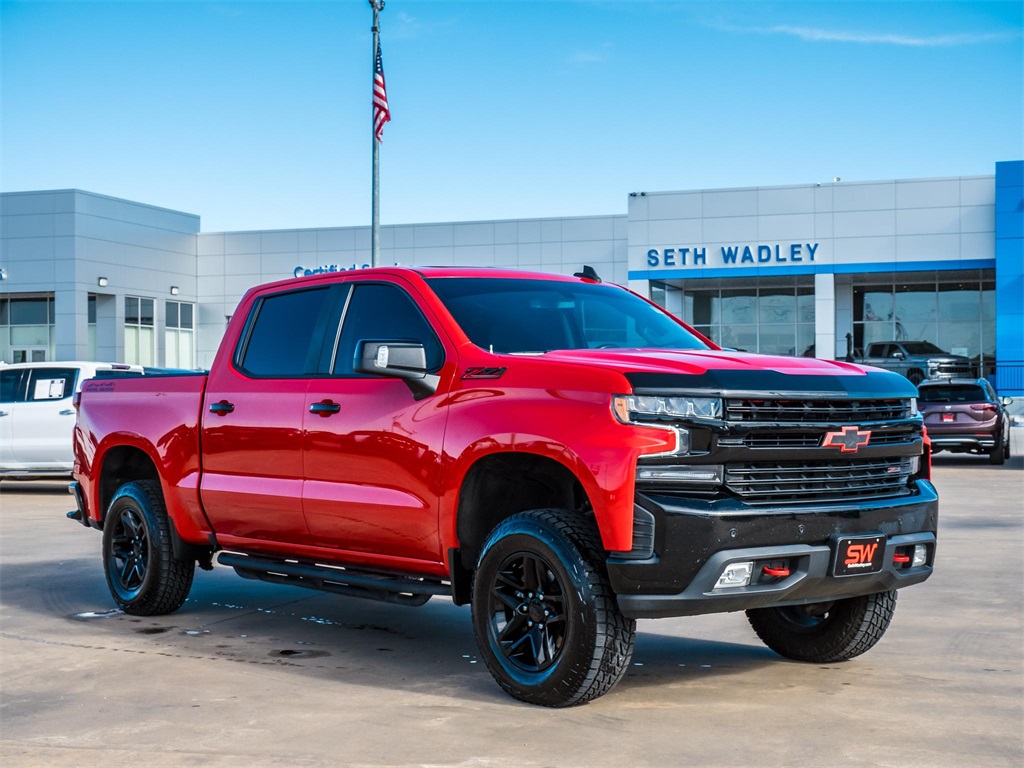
left=108, top=507, right=150, bottom=595
left=485, top=550, right=567, bottom=674
left=102, top=480, right=194, bottom=615
left=471, top=509, right=635, bottom=707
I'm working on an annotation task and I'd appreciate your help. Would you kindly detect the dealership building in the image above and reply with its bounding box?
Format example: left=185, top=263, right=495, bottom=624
left=1, top=160, right=1021, bottom=394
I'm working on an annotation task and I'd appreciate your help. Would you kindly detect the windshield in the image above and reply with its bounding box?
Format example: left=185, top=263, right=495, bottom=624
left=426, top=277, right=709, bottom=354
left=901, top=342, right=946, bottom=355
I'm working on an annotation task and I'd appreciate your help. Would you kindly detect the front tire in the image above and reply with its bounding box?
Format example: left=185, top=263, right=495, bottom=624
left=102, top=480, right=194, bottom=615
left=471, top=509, right=636, bottom=707
left=746, top=590, right=897, bottom=663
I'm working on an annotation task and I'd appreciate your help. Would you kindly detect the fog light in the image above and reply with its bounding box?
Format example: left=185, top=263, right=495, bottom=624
left=715, top=561, right=753, bottom=589
left=912, top=544, right=928, bottom=567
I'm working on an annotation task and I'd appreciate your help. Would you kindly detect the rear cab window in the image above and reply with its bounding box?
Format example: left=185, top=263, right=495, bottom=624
left=235, top=287, right=336, bottom=377
left=917, top=384, right=986, bottom=403
left=1, top=367, right=78, bottom=403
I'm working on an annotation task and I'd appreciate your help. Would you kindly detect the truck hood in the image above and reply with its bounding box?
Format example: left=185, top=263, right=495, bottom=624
left=535, top=348, right=916, bottom=398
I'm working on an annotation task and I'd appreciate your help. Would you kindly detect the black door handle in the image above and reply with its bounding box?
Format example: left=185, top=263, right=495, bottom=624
left=209, top=401, right=235, bottom=415
left=309, top=401, right=341, bottom=416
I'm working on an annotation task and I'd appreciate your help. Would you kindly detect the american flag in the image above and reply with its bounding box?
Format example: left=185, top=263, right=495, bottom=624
left=373, top=39, right=391, bottom=142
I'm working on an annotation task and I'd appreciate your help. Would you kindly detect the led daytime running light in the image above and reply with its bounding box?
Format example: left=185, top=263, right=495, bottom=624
left=612, top=394, right=722, bottom=423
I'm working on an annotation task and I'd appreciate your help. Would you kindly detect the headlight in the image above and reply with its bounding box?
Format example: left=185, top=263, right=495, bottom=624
left=909, top=397, right=918, bottom=417
left=612, top=394, right=721, bottom=424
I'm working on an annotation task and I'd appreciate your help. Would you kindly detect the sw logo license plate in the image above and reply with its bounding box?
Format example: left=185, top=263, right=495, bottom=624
left=833, top=534, right=887, bottom=577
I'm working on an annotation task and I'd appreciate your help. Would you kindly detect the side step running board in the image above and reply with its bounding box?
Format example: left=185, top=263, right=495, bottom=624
left=217, top=552, right=451, bottom=607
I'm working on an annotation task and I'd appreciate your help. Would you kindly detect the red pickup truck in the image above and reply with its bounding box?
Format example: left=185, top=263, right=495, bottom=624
left=70, top=267, right=937, bottom=706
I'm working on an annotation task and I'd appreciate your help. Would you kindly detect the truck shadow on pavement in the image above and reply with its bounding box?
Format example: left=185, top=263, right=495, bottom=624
left=4, top=552, right=776, bottom=705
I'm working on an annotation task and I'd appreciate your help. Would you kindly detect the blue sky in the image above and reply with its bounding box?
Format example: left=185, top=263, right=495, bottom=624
left=2, top=0, right=1021, bottom=231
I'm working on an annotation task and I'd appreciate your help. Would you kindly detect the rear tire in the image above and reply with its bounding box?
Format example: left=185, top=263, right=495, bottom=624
left=989, top=435, right=1006, bottom=465
left=746, top=591, right=897, bottom=663
left=102, top=480, right=194, bottom=615
left=907, top=369, right=925, bottom=385
left=471, top=509, right=635, bottom=707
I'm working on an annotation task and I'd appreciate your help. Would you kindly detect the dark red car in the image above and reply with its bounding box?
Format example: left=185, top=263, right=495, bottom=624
left=918, top=378, right=1014, bottom=464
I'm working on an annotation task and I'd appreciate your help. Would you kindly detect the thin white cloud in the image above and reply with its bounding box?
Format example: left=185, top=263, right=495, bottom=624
left=568, top=42, right=613, bottom=64
left=713, top=22, right=1018, bottom=47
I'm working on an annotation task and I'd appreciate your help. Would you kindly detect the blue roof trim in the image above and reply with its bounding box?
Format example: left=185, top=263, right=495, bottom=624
left=628, top=259, right=996, bottom=281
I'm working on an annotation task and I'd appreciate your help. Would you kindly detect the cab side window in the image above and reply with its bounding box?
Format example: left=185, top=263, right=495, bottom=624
left=237, top=287, right=334, bottom=377
left=1, top=369, right=28, bottom=403
left=333, top=284, right=443, bottom=376
left=26, top=368, right=78, bottom=401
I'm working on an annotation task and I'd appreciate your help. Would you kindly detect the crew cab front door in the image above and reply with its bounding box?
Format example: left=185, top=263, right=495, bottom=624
left=302, top=280, right=449, bottom=566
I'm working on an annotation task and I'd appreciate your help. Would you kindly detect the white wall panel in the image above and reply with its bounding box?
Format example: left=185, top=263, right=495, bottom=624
left=702, top=216, right=758, bottom=243
left=318, top=229, right=356, bottom=251
left=960, top=177, right=996, bottom=206
left=896, top=207, right=961, bottom=236
left=757, top=213, right=815, bottom=241
left=896, top=179, right=959, bottom=209
left=834, top=210, right=896, bottom=238
left=413, top=224, right=453, bottom=248
left=703, top=189, right=758, bottom=217
left=758, top=186, right=815, bottom=215
left=833, top=182, right=896, bottom=212
left=896, top=234, right=959, bottom=262
left=647, top=192, right=702, bottom=220
left=453, top=222, right=494, bottom=246
left=647, top=218, right=703, bottom=245
left=832, top=236, right=896, bottom=264
left=261, top=231, right=298, bottom=253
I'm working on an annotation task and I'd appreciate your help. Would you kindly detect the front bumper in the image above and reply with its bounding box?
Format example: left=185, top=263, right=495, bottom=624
left=607, top=481, right=938, bottom=619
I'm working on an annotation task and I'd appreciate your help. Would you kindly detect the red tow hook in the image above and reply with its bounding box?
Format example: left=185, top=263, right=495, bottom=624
left=762, top=566, right=790, bottom=578
left=893, top=553, right=911, bottom=564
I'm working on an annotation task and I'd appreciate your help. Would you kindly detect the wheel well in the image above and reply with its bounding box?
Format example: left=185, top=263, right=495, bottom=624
left=455, top=453, right=591, bottom=575
left=97, top=446, right=160, bottom=524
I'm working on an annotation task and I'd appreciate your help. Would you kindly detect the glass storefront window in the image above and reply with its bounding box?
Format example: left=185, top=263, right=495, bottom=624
left=681, top=283, right=814, bottom=356
left=1, top=295, right=55, bottom=363
left=720, top=290, right=757, bottom=325
left=124, top=295, right=155, bottom=366
left=758, top=290, right=796, bottom=325
left=853, top=273, right=995, bottom=361
left=165, top=300, right=195, bottom=368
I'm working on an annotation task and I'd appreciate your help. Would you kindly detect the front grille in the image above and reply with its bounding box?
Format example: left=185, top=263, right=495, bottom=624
left=731, top=429, right=919, bottom=449
left=725, top=457, right=915, bottom=505
left=930, top=362, right=976, bottom=378
left=725, top=398, right=910, bottom=423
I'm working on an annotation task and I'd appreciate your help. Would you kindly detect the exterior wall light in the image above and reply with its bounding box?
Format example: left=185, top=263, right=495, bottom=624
left=170, top=286, right=180, bottom=296
left=97, top=277, right=109, bottom=287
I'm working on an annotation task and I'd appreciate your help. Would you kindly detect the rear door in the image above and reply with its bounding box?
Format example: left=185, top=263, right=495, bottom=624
left=200, top=284, right=340, bottom=546
left=10, top=366, right=80, bottom=469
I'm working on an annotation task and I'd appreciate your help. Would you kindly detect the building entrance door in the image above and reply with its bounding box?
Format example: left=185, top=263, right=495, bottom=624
left=11, top=347, right=48, bottom=363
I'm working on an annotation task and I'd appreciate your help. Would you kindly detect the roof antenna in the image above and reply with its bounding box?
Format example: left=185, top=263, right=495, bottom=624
left=573, top=265, right=602, bottom=283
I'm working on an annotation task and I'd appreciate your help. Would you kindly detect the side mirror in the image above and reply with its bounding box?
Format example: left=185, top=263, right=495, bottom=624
left=1002, top=396, right=1014, bottom=406
left=355, top=340, right=439, bottom=400
left=891, top=351, right=905, bottom=360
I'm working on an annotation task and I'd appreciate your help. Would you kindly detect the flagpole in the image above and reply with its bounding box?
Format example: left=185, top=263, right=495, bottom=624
left=370, top=0, right=384, bottom=267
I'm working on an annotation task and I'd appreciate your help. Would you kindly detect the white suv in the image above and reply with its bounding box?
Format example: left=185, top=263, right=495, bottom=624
left=1, top=362, right=142, bottom=479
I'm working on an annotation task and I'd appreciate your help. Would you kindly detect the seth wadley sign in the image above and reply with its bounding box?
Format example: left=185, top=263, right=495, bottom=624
left=645, top=242, right=821, bottom=268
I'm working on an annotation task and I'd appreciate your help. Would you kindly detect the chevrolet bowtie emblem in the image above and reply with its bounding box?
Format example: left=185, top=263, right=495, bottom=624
left=822, top=426, right=872, bottom=453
